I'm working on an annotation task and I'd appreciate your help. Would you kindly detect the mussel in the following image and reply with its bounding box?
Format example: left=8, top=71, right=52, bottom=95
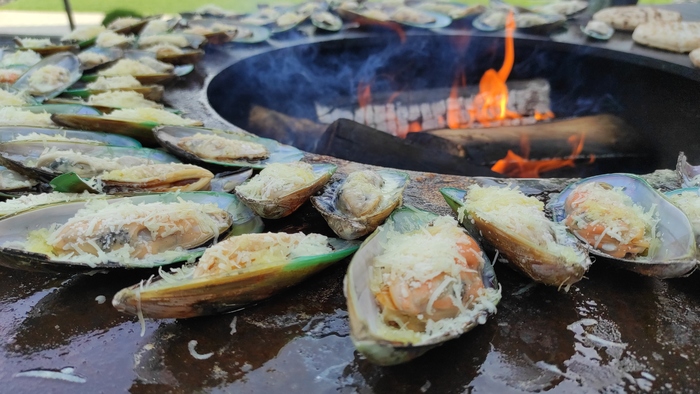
left=77, top=46, right=124, bottom=71
left=0, top=126, right=141, bottom=147
left=13, top=37, right=80, bottom=57
left=0, top=141, right=179, bottom=182
left=108, top=16, right=152, bottom=35
left=665, top=187, right=700, bottom=251
left=235, top=162, right=336, bottom=219
left=153, top=125, right=304, bottom=170
left=548, top=174, right=698, bottom=278
left=0, top=49, right=42, bottom=68
left=580, top=20, right=614, bottom=41
left=442, top=185, right=591, bottom=289
left=0, top=104, right=100, bottom=128
left=11, top=52, right=82, bottom=101
left=61, top=25, right=108, bottom=48
left=63, top=75, right=165, bottom=102
left=50, top=163, right=215, bottom=194
left=0, top=191, right=263, bottom=272
left=0, top=165, right=39, bottom=196
left=112, top=232, right=359, bottom=319
left=311, top=169, right=409, bottom=240
left=0, top=191, right=110, bottom=219
left=676, top=152, right=700, bottom=188
left=311, top=11, right=344, bottom=32
left=345, top=206, right=501, bottom=365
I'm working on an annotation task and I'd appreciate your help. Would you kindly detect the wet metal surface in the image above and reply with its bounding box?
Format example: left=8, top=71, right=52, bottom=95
left=2, top=5, right=700, bottom=392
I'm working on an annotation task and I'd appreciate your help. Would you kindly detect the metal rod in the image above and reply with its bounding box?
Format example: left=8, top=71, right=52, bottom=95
left=63, top=0, right=75, bottom=31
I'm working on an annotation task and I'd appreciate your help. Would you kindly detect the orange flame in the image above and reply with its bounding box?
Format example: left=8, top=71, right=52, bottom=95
left=358, top=82, right=372, bottom=108
left=491, top=133, right=590, bottom=178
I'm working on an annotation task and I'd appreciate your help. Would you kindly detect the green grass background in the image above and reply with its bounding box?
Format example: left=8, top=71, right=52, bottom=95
left=1, top=0, right=673, bottom=15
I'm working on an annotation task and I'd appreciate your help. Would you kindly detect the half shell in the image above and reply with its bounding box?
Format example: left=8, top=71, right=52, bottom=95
left=441, top=186, right=591, bottom=288
left=153, top=125, right=304, bottom=169
left=13, top=37, right=80, bottom=57
left=0, top=191, right=263, bottom=272
left=311, top=169, right=409, bottom=240
left=112, top=234, right=359, bottom=319
left=0, top=126, right=141, bottom=147
left=11, top=52, right=83, bottom=101
left=235, top=162, right=336, bottom=219
left=345, top=206, right=500, bottom=365
left=548, top=173, right=698, bottom=278
left=0, top=141, right=179, bottom=182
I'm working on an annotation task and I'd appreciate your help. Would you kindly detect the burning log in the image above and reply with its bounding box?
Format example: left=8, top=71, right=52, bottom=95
left=316, top=119, right=499, bottom=177
left=314, top=79, right=552, bottom=136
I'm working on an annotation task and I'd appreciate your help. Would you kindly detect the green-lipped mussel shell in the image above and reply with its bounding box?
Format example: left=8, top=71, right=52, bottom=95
left=156, top=49, right=205, bottom=65
left=0, top=192, right=113, bottom=219
left=311, top=11, right=344, bottom=31
left=580, top=23, right=614, bottom=40
left=12, top=52, right=83, bottom=101
left=235, top=163, right=336, bottom=219
left=50, top=113, right=200, bottom=147
left=392, top=9, right=452, bottom=29
left=0, top=141, right=179, bottom=182
left=0, top=126, right=141, bottom=147
left=516, top=13, right=566, bottom=35
left=153, top=125, right=304, bottom=170
left=441, top=187, right=592, bottom=288
left=345, top=206, right=500, bottom=366
left=61, top=86, right=165, bottom=102
left=310, top=170, right=409, bottom=240
left=0, top=191, right=264, bottom=273
left=231, top=24, right=271, bottom=43
left=77, top=46, right=124, bottom=72
left=0, top=164, right=40, bottom=195
left=15, top=43, right=80, bottom=57
left=665, top=187, right=700, bottom=256
left=111, top=236, right=358, bottom=319
left=548, top=173, right=698, bottom=278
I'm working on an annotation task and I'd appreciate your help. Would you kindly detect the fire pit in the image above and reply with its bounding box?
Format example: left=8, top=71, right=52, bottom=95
left=2, top=4, right=700, bottom=393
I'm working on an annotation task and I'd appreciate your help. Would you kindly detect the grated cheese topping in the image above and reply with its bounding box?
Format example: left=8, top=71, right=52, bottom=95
left=61, top=25, right=106, bottom=42
left=338, top=170, right=384, bottom=217
left=136, top=57, right=174, bottom=74
left=86, top=75, right=142, bottom=90
left=86, top=90, right=162, bottom=109
left=103, top=108, right=202, bottom=126
left=0, top=191, right=104, bottom=217
left=98, top=59, right=158, bottom=77
left=459, top=185, right=587, bottom=267
left=0, top=89, right=29, bottom=106
left=27, top=64, right=71, bottom=94
left=95, top=31, right=133, bottom=47
left=16, top=37, right=52, bottom=48
left=12, top=132, right=99, bottom=144
left=139, top=34, right=190, bottom=48
left=0, top=166, right=36, bottom=191
left=0, top=107, right=53, bottom=127
left=140, top=20, right=170, bottom=37
left=176, top=133, right=269, bottom=162
left=19, top=198, right=231, bottom=267
left=107, top=17, right=142, bottom=30
left=77, top=51, right=110, bottom=68
left=0, top=69, right=23, bottom=84
left=0, top=50, right=41, bottom=67
left=192, top=232, right=331, bottom=278
left=143, top=43, right=184, bottom=57
left=236, top=162, right=316, bottom=200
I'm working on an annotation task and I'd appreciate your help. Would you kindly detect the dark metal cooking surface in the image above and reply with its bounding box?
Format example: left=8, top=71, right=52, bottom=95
left=2, top=4, right=700, bottom=393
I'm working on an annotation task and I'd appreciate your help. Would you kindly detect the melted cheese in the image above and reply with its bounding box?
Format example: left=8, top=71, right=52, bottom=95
left=176, top=133, right=269, bottom=161
left=104, top=108, right=202, bottom=126
left=459, top=185, right=586, bottom=267
left=100, top=163, right=212, bottom=183
left=236, top=162, right=316, bottom=200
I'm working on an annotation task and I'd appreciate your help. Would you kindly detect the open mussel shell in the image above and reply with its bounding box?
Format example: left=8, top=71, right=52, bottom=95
left=472, top=9, right=507, bottom=31
left=110, top=17, right=153, bottom=35
left=0, top=141, right=179, bottom=182
left=61, top=85, right=165, bottom=102
left=345, top=206, right=500, bottom=365
left=0, top=191, right=263, bottom=273
left=156, top=49, right=205, bottom=65
left=580, top=20, right=614, bottom=40
left=311, top=170, right=409, bottom=240
left=50, top=112, right=197, bottom=147
left=548, top=173, right=698, bottom=278
left=441, top=187, right=591, bottom=288
left=11, top=52, right=83, bottom=101
left=415, top=3, right=485, bottom=22
left=77, top=46, right=124, bottom=72
left=154, top=125, right=304, bottom=170
left=311, top=11, right=344, bottom=32
left=0, top=126, right=141, bottom=147
left=392, top=9, right=452, bottom=29
left=235, top=163, right=337, bottom=219
left=0, top=192, right=111, bottom=219
left=210, top=169, right=253, bottom=193
left=665, top=187, right=700, bottom=251
left=112, top=236, right=359, bottom=319
left=138, top=32, right=207, bottom=49
left=50, top=163, right=215, bottom=194
left=516, top=13, right=566, bottom=34
left=14, top=38, right=80, bottom=57
left=1, top=104, right=101, bottom=128
left=676, top=152, right=700, bottom=188
left=0, top=164, right=40, bottom=196
left=230, top=24, right=271, bottom=43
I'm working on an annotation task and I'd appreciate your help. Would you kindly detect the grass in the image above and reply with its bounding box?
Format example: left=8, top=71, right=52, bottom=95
left=0, top=0, right=675, bottom=15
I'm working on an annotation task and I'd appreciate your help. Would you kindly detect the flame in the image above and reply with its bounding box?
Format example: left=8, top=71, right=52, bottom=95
left=358, top=82, right=372, bottom=108
left=407, top=120, right=422, bottom=133
left=491, top=133, right=591, bottom=178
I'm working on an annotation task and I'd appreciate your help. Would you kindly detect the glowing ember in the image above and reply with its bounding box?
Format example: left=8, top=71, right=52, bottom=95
left=491, top=133, right=589, bottom=178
